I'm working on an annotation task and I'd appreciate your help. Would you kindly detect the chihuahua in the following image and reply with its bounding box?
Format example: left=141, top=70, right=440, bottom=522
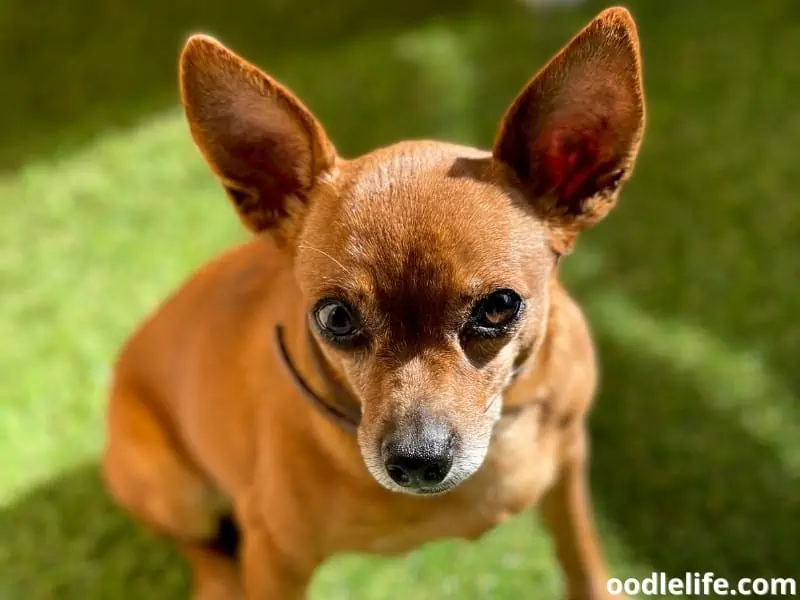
left=102, top=6, right=645, bottom=599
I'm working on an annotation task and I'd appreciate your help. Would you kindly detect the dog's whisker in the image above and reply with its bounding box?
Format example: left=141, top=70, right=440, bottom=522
left=297, top=244, right=354, bottom=277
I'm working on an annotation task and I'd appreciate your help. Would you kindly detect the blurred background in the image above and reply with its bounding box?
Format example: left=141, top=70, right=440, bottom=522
left=0, top=0, right=798, bottom=598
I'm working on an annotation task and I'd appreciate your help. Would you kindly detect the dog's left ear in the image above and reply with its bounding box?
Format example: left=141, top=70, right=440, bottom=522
left=493, top=7, right=645, bottom=254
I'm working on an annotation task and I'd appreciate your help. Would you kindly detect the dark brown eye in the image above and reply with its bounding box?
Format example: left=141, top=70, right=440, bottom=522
left=472, top=289, right=523, bottom=332
left=313, top=299, right=362, bottom=342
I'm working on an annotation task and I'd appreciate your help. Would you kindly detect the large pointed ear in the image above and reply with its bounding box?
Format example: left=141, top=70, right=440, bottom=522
left=492, top=7, right=645, bottom=254
left=180, top=35, right=337, bottom=237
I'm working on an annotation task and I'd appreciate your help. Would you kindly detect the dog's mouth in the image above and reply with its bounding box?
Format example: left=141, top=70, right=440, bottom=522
left=370, top=469, right=469, bottom=497
left=400, top=482, right=459, bottom=496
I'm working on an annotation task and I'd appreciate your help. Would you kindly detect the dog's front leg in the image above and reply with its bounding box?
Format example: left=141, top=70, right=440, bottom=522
left=538, top=425, right=615, bottom=600
left=241, top=525, right=313, bottom=600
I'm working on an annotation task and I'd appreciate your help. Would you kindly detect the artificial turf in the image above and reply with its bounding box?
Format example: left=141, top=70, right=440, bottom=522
left=1, top=0, right=798, bottom=598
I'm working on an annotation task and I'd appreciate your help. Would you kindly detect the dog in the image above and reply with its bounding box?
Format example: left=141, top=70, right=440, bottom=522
left=102, top=6, right=645, bottom=599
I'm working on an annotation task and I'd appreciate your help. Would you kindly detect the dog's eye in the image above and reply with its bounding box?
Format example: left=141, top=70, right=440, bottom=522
left=313, top=300, right=361, bottom=341
left=471, top=289, right=523, bottom=333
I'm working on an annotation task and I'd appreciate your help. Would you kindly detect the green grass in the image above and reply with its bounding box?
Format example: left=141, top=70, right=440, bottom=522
left=1, top=0, right=799, bottom=598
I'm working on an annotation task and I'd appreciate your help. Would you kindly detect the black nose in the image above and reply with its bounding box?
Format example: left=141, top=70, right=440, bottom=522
left=381, top=418, right=455, bottom=489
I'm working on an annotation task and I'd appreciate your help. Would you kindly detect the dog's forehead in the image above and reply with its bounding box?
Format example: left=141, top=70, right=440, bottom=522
left=300, top=141, right=551, bottom=309
left=335, top=141, right=528, bottom=270
left=345, top=141, right=489, bottom=201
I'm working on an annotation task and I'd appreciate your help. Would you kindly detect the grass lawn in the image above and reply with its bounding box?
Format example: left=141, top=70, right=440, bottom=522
left=1, top=0, right=799, bottom=598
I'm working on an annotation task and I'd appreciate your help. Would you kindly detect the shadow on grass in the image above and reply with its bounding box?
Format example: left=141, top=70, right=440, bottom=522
left=0, top=0, right=502, bottom=172
left=588, top=332, right=800, bottom=578
left=0, top=465, right=188, bottom=600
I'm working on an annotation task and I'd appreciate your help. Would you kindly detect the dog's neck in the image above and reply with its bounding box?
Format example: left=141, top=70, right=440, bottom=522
left=274, top=322, right=362, bottom=433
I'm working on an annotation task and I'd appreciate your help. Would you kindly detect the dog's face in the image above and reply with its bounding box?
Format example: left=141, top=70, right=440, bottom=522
left=179, top=8, right=644, bottom=495
left=294, top=143, right=556, bottom=493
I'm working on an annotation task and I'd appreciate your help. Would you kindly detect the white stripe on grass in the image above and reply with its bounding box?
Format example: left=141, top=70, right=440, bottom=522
left=0, top=111, right=242, bottom=505
left=586, top=289, right=800, bottom=477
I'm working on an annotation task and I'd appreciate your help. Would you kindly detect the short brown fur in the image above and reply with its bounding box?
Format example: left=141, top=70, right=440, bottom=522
left=102, top=7, right=645, bottom=599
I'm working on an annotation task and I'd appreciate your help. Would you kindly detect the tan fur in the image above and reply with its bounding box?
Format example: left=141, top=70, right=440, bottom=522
left=102, top=7, right=645, bottom=600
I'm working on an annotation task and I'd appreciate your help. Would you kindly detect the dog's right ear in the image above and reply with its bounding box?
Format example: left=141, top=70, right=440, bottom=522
left=180, top=35, right=337, bottom=236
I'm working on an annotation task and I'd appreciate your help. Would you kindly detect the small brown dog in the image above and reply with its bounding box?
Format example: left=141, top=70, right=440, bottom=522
left=102, top=6, right=645, bottom=599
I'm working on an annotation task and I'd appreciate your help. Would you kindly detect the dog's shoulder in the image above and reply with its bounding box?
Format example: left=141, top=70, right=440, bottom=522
left=113, top=235, right=291, bottom=399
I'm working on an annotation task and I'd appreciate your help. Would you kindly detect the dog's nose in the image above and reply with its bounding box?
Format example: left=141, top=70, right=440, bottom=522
left=384, top=451, right=453, bottom=489
left=381, top=419, right=455, bottom=489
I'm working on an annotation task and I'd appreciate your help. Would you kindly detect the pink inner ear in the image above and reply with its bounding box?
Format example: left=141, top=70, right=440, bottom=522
left=538, top=119, right=618, bottom=207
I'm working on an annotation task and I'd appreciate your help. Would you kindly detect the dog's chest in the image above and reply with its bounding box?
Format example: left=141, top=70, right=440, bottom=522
left=343, top=408, right=559, bottom=556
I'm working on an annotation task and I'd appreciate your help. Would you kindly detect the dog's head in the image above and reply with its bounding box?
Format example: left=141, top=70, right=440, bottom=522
left=179, top=7, right=645, bottom=495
